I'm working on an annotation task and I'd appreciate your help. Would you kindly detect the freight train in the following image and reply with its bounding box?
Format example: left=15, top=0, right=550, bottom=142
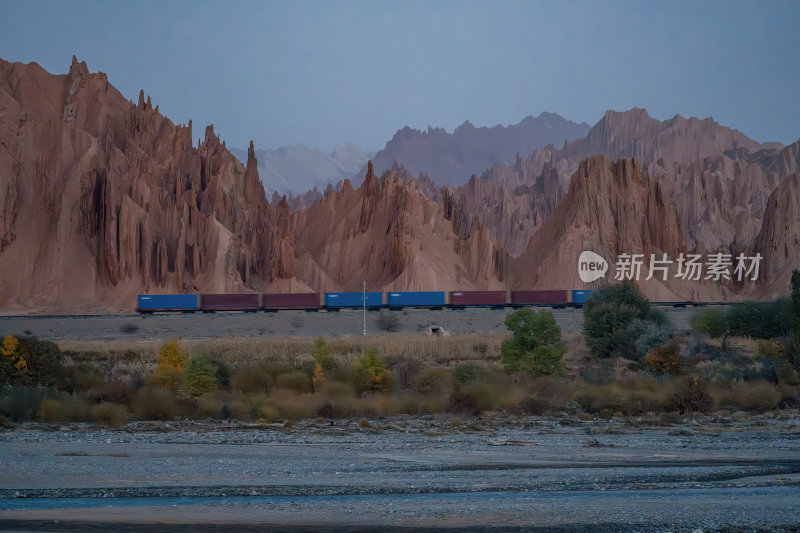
left=136, top=289, right=605, bottom=313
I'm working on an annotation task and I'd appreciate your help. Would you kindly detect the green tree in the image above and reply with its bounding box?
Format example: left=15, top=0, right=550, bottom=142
left=790, top=270, right=800, bottom=369
left=690, top=308, right=729, bottom=351
left=312, top=338, right=336, bottom=371
left=501, top=308, right=565, bottom=375
left=182, top=356, right=218, bottom=395
left=583, top=281, right=663, bottom=359
left=352, top=348, right=393, bottom=393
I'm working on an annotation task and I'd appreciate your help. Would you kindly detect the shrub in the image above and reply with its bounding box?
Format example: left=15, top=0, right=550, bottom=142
left=40, top=396, right=89, bottom=423
left=414, top=368, right=453, bottom=394
left=634, top=320, right=675, bottom=361
left=0, top=387, right=56, bottom=421
left=157, top=339, right=185, bottom=371
left=58, top=363, right=104, bottom=393
left=232, top=363, right=275, bottom=393
left=92, top=380, right=137, bottom=406
left=145, top=367, right=183, bottom=391
left=777, top=365, right=800, bottom=386
left=196, top=391, right=251, bottom=420
left=757, top=339, right=786, bottom=362
left=1, top=336, right=63, bottom=387
left=520, top=377, right=573, bottom=415
left=270, top=389, right=325, bottom=420
left=501, top=308, right=565, bottom=375
left=134, top=387, right=178, bottom=419
left=670, top=378, right=713, bottom=414
left=119, top=322, right=139, bottom=334
left=452, top=363, right=494, bottom=385
left=376, top=312, right=400, bottom=332
left=791, top=270, right=800, bottom=370
left=714, top=380, right=781, bottom=412
left=726, top=300, right=792, bottom=339
left=182, top=357, right=219, bottom=396
left=447, top=385, right=481, bottom=416
left=391, top=360, right=421, bottom=389
left=690, top=308, right=729, bottom=349
left=645, top=343, right=682, bottom=375
left=89, top=402, right=130, bottom=427
left=275, top=371, right=312, bottom=393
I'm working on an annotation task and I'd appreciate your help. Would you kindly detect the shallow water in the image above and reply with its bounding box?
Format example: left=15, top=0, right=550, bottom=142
left=2, top=485, right=798, bottom=512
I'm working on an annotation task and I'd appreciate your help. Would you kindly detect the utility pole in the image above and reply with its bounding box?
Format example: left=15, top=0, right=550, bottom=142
left=362, top=280, right=367, bottom=336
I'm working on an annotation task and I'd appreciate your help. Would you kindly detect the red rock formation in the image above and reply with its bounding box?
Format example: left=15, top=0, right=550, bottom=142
left=0, top=58, right=796, bottom=311
left=290, top=164, right=506, bottom=291
left=0, top=57, right=293, bottom=311
left=753, top=172, right=800, bottom=295
left=511, top=156, right=692, bottom=300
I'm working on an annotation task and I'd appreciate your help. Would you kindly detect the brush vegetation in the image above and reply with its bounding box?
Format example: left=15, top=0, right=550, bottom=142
left=2, top=272, right=799, bottom=425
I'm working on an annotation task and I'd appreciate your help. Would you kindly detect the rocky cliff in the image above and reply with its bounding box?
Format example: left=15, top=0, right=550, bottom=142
left=290, top=161, right=506, bottom=292
left=360, top=112, right=589, bottom=187
left=0, top=58, right=797, bottom=311
left=0, top=57, right=292, bottom=311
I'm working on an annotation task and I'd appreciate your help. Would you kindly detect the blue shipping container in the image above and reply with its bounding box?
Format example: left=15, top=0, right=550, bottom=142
left=387, top=291, right=446, bottom=308
left=571, top=290, right=596, bottom=305
left=325, top=292, right=383, bottom=308
left=138, top=294, right=199, bottom=311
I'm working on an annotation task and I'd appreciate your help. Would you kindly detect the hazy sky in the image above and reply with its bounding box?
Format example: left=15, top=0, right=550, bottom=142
left=1, top=0, right=798, bottom=151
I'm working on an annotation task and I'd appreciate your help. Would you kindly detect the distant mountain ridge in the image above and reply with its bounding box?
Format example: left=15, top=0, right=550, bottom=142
left=359, top=112, right=591, bottom=186
left=230, top=143, right=372, bottom=196
left=2, top=57, right=798, bottom=312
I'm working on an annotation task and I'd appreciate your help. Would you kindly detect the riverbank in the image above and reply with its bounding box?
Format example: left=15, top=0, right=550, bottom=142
left=1, top=414, right=799, bottom=531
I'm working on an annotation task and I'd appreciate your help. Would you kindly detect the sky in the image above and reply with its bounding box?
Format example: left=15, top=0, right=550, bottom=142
left=1, top=0, right=798, bottom=152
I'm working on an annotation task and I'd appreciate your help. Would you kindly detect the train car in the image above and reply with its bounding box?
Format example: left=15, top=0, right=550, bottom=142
left=262, top=293, right=321, bottom=310
left=510, top=290, right=569, bottom=307
left=570, top=289, right=596, bottom=307
left=200, top=293, right=260, bottom=312
left=449, top=290, right=507, bottom=308
left=387, top=291, right=446, bottom=309
left=324, top=292, right=383, bottom=309
left=137, top=294, right=199, bottom=313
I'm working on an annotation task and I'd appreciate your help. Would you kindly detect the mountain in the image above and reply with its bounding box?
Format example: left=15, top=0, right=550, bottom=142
left=510, top=156, right=692, bottom=301
left=230, top=143, right=372, bottom=196
left=361, top=113, right=590, bottom=187
left=1, top=57, right=797, bottom=312
left=448, top=108, right=787, bottom=260
left=289, top=162, right=506, bottom=292
left=0, top=56, right=300, bottom=312
left=753, top=171, right=800, bottom=296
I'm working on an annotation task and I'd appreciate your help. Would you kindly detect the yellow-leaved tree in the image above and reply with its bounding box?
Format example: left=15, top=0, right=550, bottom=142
left=1, top=334, right=26, bottom=373
left=158, top=339, right=186, bottom=370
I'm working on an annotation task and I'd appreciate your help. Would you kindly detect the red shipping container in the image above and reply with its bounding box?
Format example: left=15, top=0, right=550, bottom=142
left=510, top=290, right=569, bottom=306
left=262, top=293, right=321, bottom=310
left=449, top=291, right=507, bottom=307
left=200, top=293, right=260, bottom=311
